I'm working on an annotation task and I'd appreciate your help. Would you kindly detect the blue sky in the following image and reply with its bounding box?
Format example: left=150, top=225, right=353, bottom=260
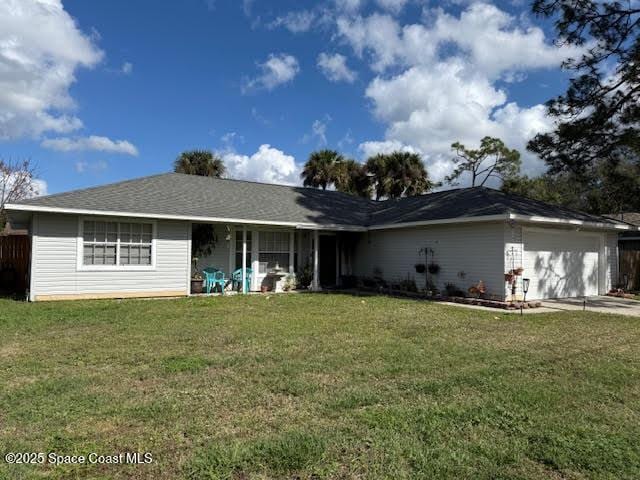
left=1, top=0, right=578, bottom=195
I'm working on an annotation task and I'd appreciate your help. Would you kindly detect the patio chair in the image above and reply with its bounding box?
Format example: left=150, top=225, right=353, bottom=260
left=203, top=267, right=226, bottom=294
left=231, top=268, right=253, bottom=292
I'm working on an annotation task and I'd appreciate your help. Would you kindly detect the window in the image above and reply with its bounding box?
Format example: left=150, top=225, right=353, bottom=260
left=235, top=230, right=252, bottom=270
left=83, top=221, right=117, bottom=265
left=81, top=220, right=153, bottom=267
left=259, top=231, right=289, bottom=273
left=119, top=223, right=153, bottom=265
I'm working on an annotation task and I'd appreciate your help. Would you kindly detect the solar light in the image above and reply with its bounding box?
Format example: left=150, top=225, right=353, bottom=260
left=522, top=278, right=530, bottom=302
left=623, top=273, right=629, bottom=290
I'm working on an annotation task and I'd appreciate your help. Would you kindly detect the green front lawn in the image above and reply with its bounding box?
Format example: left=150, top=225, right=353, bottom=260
left=1, top=294, right=639, bottom=479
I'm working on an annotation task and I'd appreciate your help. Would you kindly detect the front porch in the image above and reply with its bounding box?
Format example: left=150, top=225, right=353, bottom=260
left=189, top=223, right=358, bottom=294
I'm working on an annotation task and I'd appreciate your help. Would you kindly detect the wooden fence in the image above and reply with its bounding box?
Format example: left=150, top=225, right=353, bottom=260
left=620, top=240, right=640, bottom=291
left=0, top=235, right=30, bottom=294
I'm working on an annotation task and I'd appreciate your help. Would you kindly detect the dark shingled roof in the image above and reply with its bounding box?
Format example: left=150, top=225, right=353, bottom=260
left=14, top=173, right=374, bottom=227
left=11, top=173, right=626, bottom=228
left=371, top=187, right=621, bottom=226
left=604, top=212, right=640, bottom=226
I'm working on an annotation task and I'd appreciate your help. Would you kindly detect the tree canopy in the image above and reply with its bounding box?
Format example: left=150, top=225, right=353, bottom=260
left=1, top=158, right=38, bottom=229
left=366, top=151, right=435, bottom=200
left=174, top=150, right=226, bottom=178
left=524, top=0, right=640, bottom=214
left=333, top=158, right=372, bottom=198
left=300, top=150, right=343, bottom=190
left=446, top=137, right=521, bottom=187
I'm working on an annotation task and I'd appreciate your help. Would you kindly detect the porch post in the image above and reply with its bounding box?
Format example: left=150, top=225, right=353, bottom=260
left=312, top=229, right=320, bottom=291
left=289, top=231, right=295, bottom=275
left=242, top=226, right=247, bottom=294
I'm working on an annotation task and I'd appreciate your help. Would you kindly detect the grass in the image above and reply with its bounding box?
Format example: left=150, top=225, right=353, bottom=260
left=0, top=293, right=639, bottom=479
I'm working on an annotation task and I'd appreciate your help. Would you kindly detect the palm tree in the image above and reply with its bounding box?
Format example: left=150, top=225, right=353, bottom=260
left=365, top=154, right=392, bottom=200
left=174, top=150, right=225, bottom=177
left=366, top=151, right=435, bottom=199
left=333, top=159, right=372, bottom=198
left=301, top=150, right=343, bottom=190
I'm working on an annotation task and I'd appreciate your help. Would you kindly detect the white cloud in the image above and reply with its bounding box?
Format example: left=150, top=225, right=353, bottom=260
left=41, top=135, right=139, bottom=156
left=375, top=0, right=409, bottom=14
left=336, top=3, right=581, bottom=77
left=74, top=159, right=108, bottom=174
left=317, top=53, right=357, bottom=83
left=121, top=61, right=133, bottom=75
left=0, top=0, right=103, bottom=139
left=331, top=3, right=578, bottom=184
left=333, top=0, right=364, bottom=13
left=359, top=139, right=421, bottom=159
left=223, top=144, right=300, bottom=185
left=302, top=117, right=332, bottom=146
left=269, top=10, right=316, bottom=33
left=363, top=60, right=554, bottom=182
left=32, top=178, right=47, bottom=197
left=242, top=54, right=300, bottom=93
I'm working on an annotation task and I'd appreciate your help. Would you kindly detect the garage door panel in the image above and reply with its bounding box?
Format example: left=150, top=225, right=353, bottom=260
left=524, top=231, right=600, bottom=300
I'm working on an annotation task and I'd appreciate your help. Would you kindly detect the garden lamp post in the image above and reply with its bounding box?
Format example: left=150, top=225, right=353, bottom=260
left=521, top=278, right=530, bottom=316
left=623, top=273, right=629, bottom=291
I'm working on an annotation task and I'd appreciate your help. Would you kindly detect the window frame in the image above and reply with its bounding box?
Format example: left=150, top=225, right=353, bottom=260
left=77, top=217, right=157, bottom=272
left=257, top=231, right=290, bottom=274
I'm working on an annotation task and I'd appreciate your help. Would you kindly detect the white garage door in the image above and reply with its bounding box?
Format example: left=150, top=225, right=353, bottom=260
left=523, top=230, right=601, bottom=300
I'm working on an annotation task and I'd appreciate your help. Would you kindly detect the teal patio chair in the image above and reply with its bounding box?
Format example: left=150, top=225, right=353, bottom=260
left=231, top=268, right=253, bottom=293
left=203, top=267, right=226, bottom=294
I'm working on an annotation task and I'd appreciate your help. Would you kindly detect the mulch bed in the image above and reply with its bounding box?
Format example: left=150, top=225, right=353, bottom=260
left=341, top=287, right=542, bottom=310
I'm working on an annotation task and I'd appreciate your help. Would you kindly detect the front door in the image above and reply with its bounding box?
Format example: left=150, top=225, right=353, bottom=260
left=319, top=235, right=337, bottom=287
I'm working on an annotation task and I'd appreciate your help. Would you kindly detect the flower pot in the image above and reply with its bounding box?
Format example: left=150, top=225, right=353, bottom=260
left=427, top=263, right=440, bottom=275
left=191, top=279, right=203, bottom=294
left=414, top=263, right=426, bottom=274
left=504, top=273, right=514, bottom=283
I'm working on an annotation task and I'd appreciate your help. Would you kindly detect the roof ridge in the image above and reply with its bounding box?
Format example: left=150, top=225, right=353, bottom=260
left=169, top=172, right=377, bottom=205
left=18, top=172, right=173, bottom=203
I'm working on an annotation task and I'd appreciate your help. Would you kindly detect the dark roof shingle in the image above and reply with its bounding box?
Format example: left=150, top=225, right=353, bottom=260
left=15, top=173, right=374, bottom=227
left=11, top=173, right=625, bottom=228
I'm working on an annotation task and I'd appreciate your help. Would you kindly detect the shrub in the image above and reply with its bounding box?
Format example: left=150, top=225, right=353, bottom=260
left=445, top=283, right=465, bottom=297
left=296, top=263, right=313, bottom=289
left=340, top=275, right=358, bottom=288
left=398, top=278, right=418, bottom=292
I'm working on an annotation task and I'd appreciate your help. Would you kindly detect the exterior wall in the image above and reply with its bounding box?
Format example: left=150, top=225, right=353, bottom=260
left=192, top=224, right=232, bottom=275
left=31, top=213, right=190, bottom=301
left=353, top=222, right=506, bottom=299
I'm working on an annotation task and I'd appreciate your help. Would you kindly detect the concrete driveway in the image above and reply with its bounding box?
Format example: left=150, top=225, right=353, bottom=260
left=542, top=296, right=640, bottom=317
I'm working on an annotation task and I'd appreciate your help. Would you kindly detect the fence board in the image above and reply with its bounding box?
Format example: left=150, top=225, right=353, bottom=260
left=0, top=235, right=30, bottom=294
left=620, top=245, right=640, bottom=291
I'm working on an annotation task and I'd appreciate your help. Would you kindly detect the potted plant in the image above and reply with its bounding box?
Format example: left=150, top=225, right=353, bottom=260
left=191, top=271, right=203, bottom=294
left=427, top=263, right=440, bottom=275
left=414, top=263, right=426, bottom=274
left=504, top=272, right=514, bottom=283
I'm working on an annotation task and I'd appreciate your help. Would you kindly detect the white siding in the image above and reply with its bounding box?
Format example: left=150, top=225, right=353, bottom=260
left=353, top=222, right=506, bottom=299
left=32, top=213, right=190, bottom=299
left=504, top=223, right=524, bottom=300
